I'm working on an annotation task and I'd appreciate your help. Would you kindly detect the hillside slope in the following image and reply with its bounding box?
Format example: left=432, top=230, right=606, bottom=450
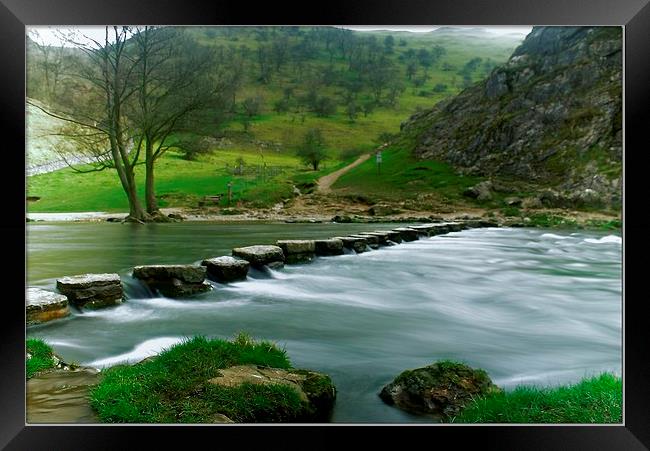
left=399, top=26, right=622, bottom=210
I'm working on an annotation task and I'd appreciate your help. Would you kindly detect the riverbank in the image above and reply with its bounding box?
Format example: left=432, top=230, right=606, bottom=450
left=26, top=205, right=621, bottom=231
left=26, top=338, right=621, bottom=424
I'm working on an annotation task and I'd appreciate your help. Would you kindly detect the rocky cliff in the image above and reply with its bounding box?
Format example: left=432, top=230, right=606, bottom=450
left=399, top=26, right=622, bottom=209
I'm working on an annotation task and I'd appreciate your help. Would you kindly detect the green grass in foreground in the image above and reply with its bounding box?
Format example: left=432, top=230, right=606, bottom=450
left=451, top=373, right=622, bottom=423
left=89, top=334, right=307, bottom=423
left=26, top=338, right=55, bottom=379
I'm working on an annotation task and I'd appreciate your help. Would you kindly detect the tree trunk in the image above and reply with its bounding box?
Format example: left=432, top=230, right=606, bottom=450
left=109, top=137, right=148, bottom=223
left=145, top=144, right=157, bottom=215
left=125, top=170, right=148, bottom=221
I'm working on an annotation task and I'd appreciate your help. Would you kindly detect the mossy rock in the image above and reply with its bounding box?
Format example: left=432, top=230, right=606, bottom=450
left=89, top=335, right=336, bottom=423
left=379, top=360, right=502, bottom=417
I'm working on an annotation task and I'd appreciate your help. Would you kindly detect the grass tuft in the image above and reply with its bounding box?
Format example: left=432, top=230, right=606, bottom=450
left=451, top=373, right=622, bottom=423
left=26, top=338, right=56, bottom=379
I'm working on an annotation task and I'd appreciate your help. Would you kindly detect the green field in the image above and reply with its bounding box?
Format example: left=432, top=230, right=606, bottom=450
left=28, top=148, right=355, bottom=212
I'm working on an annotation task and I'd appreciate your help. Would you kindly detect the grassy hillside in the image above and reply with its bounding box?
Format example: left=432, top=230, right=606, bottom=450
left=333, top=146, right=483, bottom=209
left=26, top=26, right=526, bottom=212
left=28, top=148, right=357, bottom=212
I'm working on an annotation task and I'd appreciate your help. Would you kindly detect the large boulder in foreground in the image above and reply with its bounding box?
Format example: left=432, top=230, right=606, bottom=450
left=132, top=265, right=211, bottom=298
left=201, top=256, right=250, bottom=283
left=56, top=273, right=123, bottom=309
left=26, top=288, right=70, bottom=325
left=232, top=245, right=285, bottom=269
left=379, top=361, right=502, bottom=417
left=276, top=240, right=316, bottom=264
left=208, top=364, right=336, bottom=422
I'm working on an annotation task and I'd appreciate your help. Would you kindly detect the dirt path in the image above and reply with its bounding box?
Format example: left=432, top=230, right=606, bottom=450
left=317, top=153, right=371, bottom=193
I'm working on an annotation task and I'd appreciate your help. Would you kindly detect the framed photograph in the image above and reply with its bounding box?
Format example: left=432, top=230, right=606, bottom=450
left=4, top=0, right=648, bottom=448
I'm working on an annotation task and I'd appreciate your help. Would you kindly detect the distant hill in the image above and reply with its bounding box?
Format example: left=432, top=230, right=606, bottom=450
left=399, top=26, right=622, bottom=210
left=27, top=26, right=525, bottom=158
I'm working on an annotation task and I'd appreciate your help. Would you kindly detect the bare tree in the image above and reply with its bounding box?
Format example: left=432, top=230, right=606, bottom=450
left=29, top=26, right=149, bottom=221
left=129, top=26, right=227, bottom=218
left=28, top=26, right=228, bottom=222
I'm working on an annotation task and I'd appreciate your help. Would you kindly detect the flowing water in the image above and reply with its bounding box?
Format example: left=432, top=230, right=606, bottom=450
left=26, top=222, right=622, bottom=423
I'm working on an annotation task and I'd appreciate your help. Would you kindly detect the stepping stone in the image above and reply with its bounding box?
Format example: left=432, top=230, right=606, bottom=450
left=26, top=288, right=70, bottom=325
left=349, top=234, right=380, bottom=249
left=392, top=228, right=419, bottom=241
left=357, top=231, right=392, bottom=245
left=201, top=256, right=250, bottom=283
left=56, top=273, right=123, bottom=309
left=277, top=240, right=316, bottom=264
left=331, top=236, right=369, bottom=253
left=314, top=238, right=344, bottom=256
left=232, top=245, right=285, bottom=269
left=132, top=265, right=211, bottom=298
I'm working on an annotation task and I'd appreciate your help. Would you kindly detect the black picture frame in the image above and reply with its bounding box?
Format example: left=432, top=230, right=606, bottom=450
left=3, top=0, right=648, bottom=448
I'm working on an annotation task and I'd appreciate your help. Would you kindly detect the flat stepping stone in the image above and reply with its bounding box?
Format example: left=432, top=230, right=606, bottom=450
left=276, top=240, right=316, bottom=264
left=349, top=234, right=380, bottom=249
left=314, top=238, right=344, bottom=256
left=232, top=245, right=285, bottom=268
left=56, top=273, right=123, bottom=309
left=26, top=288, right=70, bottom=325
left=201, top=256, right=250, bottom=283
left=380, top=230, right=403, bottom=243
left=331, top=236, right=369, bottom=253
left=392, top=228, right=419, bottom=241
left=357, top=231, right=392, bottom=245
left=133, top=265, right=211, bottom=298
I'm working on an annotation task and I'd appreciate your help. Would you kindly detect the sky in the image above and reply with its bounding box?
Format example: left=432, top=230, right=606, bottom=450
left=28, top=25, right=533, bottom=47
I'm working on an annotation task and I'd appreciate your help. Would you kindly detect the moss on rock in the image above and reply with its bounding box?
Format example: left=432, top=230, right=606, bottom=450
left=379, top=360, right=502, bottom=417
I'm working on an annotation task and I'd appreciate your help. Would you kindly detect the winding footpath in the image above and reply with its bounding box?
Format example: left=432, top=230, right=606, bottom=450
left=317, top=153, right=371, bottom=193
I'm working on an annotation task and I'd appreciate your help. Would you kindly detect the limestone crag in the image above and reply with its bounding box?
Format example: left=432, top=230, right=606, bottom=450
left=56, top=273, right=123, bottom=309
left=201, top=256, right=250, bottom=283
left=132, top=265, right=211, bottom=298
left=400, top=27, right=622, bottom=209
left=27, top=288, right=70, bottom=325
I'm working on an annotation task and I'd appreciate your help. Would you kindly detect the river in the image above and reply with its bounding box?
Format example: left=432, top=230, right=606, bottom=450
left=26, top=222, right=622, bottom=423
